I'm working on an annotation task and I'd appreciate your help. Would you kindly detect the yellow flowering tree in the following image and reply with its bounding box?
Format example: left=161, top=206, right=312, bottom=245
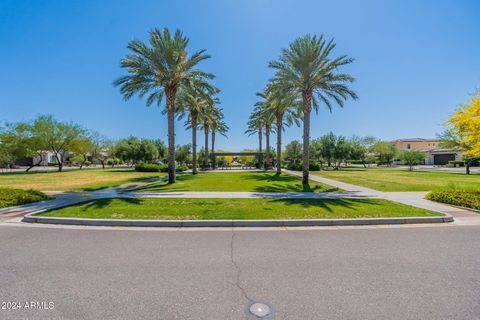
left=444, top=93, right=480, bottom=174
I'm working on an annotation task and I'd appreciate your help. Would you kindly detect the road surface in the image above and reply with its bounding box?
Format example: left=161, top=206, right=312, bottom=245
left=1, top=225, right=479, bottom=319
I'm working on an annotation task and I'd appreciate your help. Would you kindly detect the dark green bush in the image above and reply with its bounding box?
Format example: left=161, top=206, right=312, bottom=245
left=286, top=162, right=320, bottom=171
left=448, top=160, right=464, bottom=167
left=83, top=160, right=92, bottom=166
left=176, top=165, right=188, bottom=172
left=0, top=188, right=50, bottom=209
left=426, top=189, right=480, bottom=210
left=135, top=163, right=162, bottom=172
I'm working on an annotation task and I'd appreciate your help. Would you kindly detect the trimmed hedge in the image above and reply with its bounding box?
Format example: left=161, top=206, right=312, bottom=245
left=0, top=188, right=50, bottom=209
left=448, top=160, right=465, bottom=167
left=426, top=189, right=480, bottom=210
left=135, top=163, right=187, bottom=173
left=286, top=161, right=321, bottom=171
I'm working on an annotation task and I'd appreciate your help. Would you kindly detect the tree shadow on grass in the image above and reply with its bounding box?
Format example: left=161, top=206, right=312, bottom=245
left=81, top=197, right=143, bottom=211
left=243, top=173, right=339, bottom=192
left=137, top=174, right=198, bottom=192
left=268, top=198, right=381, bottom=213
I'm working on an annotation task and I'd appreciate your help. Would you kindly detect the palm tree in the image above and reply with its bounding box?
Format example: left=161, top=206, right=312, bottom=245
left=253, top=99, right=275, bottom=169
left=210, top=110, right=229, bottom=155
left=114, top=28, right=212, bottom=183
left=177, top=85, right=216, bottom=174
left=269, top=34, right=357, bottom=184
left=262, top=83, right=301, bottom=174
left=245, top=112, right=264, bottom=168
left=199, top=101, right=219, bottom=167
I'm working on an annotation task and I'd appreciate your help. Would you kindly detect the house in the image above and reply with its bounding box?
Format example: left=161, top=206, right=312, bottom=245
left=15, top=151, right=70, bottom=167
left=391, top=138, right=461, bottom=165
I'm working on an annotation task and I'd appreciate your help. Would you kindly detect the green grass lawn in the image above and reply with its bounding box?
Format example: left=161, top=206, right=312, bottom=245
left=311, top=167, right=480, bottom=192
left=38, top=197, right=439, bottom=220
left=0, top=168, right=166, bottom=191
left=138, top=172, right=339, bottom=192
left=0, top=188, right=50, bottom=209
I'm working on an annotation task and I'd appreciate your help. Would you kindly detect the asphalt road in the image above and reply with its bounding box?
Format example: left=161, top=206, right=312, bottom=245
left=1, top=225, right=479, bottom=320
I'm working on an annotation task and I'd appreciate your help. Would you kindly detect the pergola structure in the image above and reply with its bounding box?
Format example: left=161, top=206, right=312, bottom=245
left=209, top=152, right=263, bottom=169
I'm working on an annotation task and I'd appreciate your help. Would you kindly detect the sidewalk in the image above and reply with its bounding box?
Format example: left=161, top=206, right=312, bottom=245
left=284, top=169, right=479, bottom=220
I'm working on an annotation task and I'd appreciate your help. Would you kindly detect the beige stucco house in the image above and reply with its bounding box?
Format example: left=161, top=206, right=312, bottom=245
left=391, top=138, right=461, bottom=165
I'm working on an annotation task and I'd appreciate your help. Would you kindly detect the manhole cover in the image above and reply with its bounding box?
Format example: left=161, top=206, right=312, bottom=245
left=248, top=302, right=272, bottom=318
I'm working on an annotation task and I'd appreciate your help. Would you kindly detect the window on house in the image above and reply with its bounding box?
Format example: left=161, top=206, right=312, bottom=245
left=407, top=144, right=411, bottom=149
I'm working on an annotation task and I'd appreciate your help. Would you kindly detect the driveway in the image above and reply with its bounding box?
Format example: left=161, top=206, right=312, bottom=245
left=1, top=225, right=479, bottom=319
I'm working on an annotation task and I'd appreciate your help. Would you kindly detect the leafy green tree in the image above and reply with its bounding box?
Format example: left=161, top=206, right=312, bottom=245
left=0, top=121, right=46, bottom=171
left=89, top=133, right=114, bottom=169
left=70, top=136, right=94, bottom=169
left=175, top=144, right=192, bottom=164
left=154, top=139, right=167, bottom=162
left=398, top=150, right=425, bottom=171
left=284, top=140, right=303, bottom=165
left=269, top=35, right=357, bottom=184
left=372, top=141, right=397, bottom=165
left=0, top=139, right=15, bottom=170
left=30, top=115, right=85, bottom=172
left=114, top=28, right=213, bottom=183
left=348, top=136, right=377, bottom=167
left=114, top=137, right=142, bottom=165
left=139, top=139, right=159, bottom=163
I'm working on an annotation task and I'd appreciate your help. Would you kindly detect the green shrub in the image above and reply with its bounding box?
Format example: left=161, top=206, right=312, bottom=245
left=426, top=188, right=480, bottom=210
left=448, top=160, right=464, bottom=167
left=0, top=188, right=50, bottom=209
left=176, top=165, right=188, bottom=172
left=349, top=160, right=364, bottom=165
left=47, top=162, right=59, bottom=166
left=135, top=163, right=162, bottom=172
left=309, top=161, right=321, bottom=171
left=83, top=160, right=92, bottom=166
left=286, top=162, right=320, bottom=171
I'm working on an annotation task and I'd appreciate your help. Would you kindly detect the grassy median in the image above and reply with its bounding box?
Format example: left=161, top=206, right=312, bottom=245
left=38, top=198, right=439, bottom=220
left=139, top=172, right=338, bottom=192
left=312, top=167, right=480, bottom=192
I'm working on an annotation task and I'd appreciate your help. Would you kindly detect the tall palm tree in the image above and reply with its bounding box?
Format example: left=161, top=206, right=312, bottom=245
left=199, top=101, right=219, bottom=167
left=114, top=28, right=212, bottom=183
left=269, top=34, right=357, bottom=184
left=253, top=100, right=275, bottom=169
left=177, top=84, right=217, bottom=174
left=210, top=110, right=229, bottom=155
left=245, top=112, right=264, bottom=168
left=262, top=83, right=301, bottom=174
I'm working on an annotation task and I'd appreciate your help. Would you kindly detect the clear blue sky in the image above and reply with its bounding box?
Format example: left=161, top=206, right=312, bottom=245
left=1, top=0, right=479, bottom=151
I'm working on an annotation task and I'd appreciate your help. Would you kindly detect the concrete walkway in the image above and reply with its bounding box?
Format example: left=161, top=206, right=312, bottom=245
left=284, top=169, right=479, bottom=220
left=127, top=191, right=376, bottom=199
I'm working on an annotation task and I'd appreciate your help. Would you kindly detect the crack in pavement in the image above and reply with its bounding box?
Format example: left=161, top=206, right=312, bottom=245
left=229, top=228, right=253, bottom=304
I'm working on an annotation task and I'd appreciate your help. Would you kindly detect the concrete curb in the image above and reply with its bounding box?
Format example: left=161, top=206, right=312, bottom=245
left=22, top=213, right=453, bottom=228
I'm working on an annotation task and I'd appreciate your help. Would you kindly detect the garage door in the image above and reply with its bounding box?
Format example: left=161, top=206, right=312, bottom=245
left=433, top=154, right=455, bottom=165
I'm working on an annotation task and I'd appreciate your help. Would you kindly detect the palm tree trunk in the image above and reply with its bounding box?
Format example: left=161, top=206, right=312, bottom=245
left=191, top=112, right=198, bottom=174
left=211, top=131, right=215, bottom=154
left=276, top=114, right=283, bottom=175
left=302, top=91, right=312, bottom=185
left=166, top=87, right=177, bottom=183
left=258, top=127, right=263, bottom=153
left=204, top=126, right=209, bottom=166
left=258, top=127, right=263, bottom=168
left=265, top=125, right=271, bottom=169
